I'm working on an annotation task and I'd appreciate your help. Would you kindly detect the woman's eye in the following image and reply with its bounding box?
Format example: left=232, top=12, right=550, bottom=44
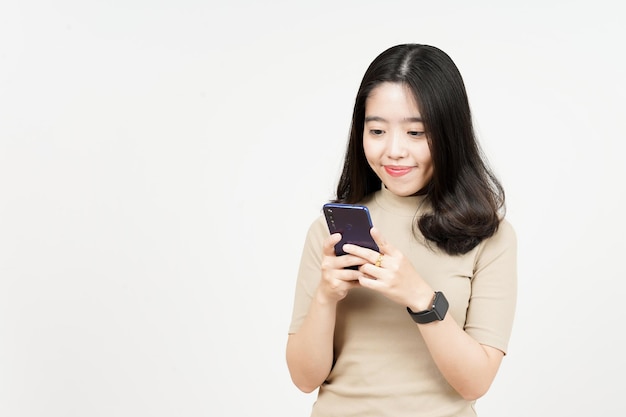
left=408, top=131, right=425, bottom=137
left=370, top=129, right=384, bottom=136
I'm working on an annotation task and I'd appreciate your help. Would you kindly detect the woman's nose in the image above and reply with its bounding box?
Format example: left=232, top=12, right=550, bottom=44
left=387, top=131, right=408, bottom=158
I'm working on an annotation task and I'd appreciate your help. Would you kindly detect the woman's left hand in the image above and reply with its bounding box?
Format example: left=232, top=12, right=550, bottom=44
left=342, top=227, right=435, bottom=312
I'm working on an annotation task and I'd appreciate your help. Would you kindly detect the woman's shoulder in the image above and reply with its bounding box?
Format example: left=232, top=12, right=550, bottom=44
left=475, top=217, right=517, bottom=259
left=304, top=211, right=331, bottom=240
left=495, top=217, right=517, bottom=242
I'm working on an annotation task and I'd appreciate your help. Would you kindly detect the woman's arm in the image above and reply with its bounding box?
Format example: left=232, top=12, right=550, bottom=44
left=286, top=294, right=338, bottom=393
left=346, top=226, right=514, bottom=400
left=415, top=315, right=504, bottom=400
left=286, top=232, right=364, bottom=393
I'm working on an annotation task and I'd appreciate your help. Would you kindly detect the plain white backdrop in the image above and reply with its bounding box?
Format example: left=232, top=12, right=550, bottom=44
left=1, top=1, right=624, bottom=416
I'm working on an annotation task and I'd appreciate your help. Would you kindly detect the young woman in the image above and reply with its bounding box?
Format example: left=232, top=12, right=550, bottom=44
left=286, top=44, right=517, bottom=417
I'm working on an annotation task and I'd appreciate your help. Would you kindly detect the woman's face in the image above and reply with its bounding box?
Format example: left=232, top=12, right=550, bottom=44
left=363, top=82, right=433, bottom=197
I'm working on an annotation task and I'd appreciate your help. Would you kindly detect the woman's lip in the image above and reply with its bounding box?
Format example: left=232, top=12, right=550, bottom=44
left=384, top=166, right=413, bottom=177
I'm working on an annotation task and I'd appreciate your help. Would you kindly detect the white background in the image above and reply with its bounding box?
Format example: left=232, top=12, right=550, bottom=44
left=1, top=1, right=624, bottom=416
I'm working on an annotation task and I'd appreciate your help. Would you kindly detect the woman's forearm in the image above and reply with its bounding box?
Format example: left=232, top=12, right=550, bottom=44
left=417, top=315, right=504, bottom=400
left=286, top=296, right=338, bottom=393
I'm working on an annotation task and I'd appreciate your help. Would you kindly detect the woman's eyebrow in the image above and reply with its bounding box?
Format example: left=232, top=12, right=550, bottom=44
left=364, top=116, right=423, bottom=122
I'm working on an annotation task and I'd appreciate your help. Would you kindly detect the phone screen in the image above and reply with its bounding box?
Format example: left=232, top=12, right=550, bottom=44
left=323, top=203, right=379, bottom=256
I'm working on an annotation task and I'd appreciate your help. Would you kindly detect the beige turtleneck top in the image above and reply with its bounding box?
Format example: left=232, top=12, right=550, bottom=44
left=288, top=185, right=517, bottom=417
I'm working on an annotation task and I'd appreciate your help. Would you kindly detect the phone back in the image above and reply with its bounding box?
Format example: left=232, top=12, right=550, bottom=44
left=323, top=203, right=379, bottom=255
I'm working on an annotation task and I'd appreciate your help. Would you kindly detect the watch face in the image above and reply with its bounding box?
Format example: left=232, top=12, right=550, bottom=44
left=406, top=292, right=449, bottom=324
left=433, top=292, right=449, bottom=319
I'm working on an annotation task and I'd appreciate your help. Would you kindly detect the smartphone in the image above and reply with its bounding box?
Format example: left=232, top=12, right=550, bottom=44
left=322, top=203, right=379, bottom=256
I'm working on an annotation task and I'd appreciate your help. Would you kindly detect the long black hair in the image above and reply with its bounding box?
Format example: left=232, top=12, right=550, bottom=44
left=334, top=44, right=505, bottom=255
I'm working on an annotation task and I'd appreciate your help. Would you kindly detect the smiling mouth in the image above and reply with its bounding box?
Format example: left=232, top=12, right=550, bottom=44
left=384, top=166, right=413, bottom=177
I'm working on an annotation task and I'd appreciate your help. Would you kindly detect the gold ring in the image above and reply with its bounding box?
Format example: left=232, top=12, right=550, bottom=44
left=375, top=254, right=383, bottom=268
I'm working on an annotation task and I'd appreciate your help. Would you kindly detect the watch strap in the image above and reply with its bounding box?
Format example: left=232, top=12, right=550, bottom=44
left=407, top=291, right=449, bottom=324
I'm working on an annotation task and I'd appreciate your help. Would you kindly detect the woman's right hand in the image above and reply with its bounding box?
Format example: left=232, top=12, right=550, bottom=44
left=316, top=233, right=364, bottom=303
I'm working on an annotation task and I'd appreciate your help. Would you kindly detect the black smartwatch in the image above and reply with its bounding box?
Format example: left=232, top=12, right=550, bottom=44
left=407, top=291, right=449, bottom=324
